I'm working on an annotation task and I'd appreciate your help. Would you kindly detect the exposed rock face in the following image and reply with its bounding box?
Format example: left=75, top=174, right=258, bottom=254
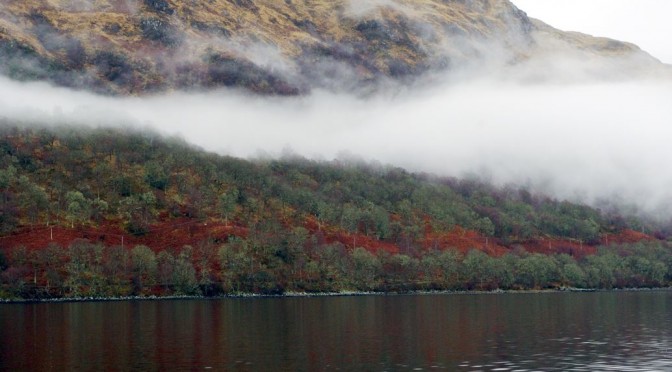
left=0, top=0, right=662, bottom=95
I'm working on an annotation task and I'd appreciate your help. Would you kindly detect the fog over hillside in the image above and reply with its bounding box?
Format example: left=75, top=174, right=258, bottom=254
left=0, top=0, right=671, bottom=220
left=1, top=70, right=671, bottom=219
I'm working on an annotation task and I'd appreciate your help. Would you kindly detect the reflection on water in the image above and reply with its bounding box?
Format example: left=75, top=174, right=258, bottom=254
left=0, top=291, right=671, bottom=371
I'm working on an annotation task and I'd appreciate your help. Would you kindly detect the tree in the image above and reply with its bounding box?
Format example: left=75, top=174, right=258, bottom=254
left=0, top=166, right=19, bottom=233
left=120, top=192, right=157, bottom=235
left=2, top=246, right=30, bottom=297
left=0, top=250, right=7, bottom=271
left=156, top=250, right=175, bottom=289
left=37, top=243, right=67, bottom=296
left=144, top=161, right=169, bottom=190
left=475, top=217, right=495, bottom=236
left=218, top=187, right=239, bottom=223
left=462, top=250, right=496, bottom=290
left=112, top=175, right=133, bottom=197
left=514, top=254, right=559, bottom=289
left=584, top=252, right=620, bottom=289
left=421, top=249, right=462, bottom=289
left=311, top=243, right=349, bottom=292
left=562, top=262, right=587, bottom=288
left=492, top=255, right=515, bottom=289
left=284, top=226, right=310, bottom=284
left=369, top=204, right=390, bottom=240
left=381, top=253, right=418, bottom=290
left=218, top=237, right=254, bottom=292
left=557, top=254, right=586, bottom=287
left=624, top=254, right=666, bottom=287
left=65, top=191, right=90, bottom=228
left=131, top=245, right=157, bottom=294
left=17, top=177, right=49, bottom=225
left=340, top=203, right=361, bottom=237
left=0, top=166, right=17, bottom=190
left=350, top=247, right=381, bottom=290
left=90, top=197, right=109, bottom=224
left=194, top=242, right=218, bottom=296
left=65, top=239, right=104, bottom=296
left=173, top=250, right=199, bottom=295
left=103, top=245, right=130, bottom=294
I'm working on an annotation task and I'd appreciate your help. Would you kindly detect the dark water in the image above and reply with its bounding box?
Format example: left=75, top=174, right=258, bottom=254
left=1, top=291, right=671, bottom=371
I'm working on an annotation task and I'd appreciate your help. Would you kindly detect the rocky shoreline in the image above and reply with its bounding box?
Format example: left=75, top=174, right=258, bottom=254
left=2, top=287, right=670, bottom=304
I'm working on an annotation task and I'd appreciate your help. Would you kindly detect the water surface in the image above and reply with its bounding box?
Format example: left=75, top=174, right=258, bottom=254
left=1, top=291, right=671, bottom=371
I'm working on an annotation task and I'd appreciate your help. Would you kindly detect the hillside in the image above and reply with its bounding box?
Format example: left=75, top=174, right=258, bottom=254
left=0, top=124, right=653, bottom=248
left=1, top=124, right=670, bottom=299
left=0, top=0, right=663, bottom=95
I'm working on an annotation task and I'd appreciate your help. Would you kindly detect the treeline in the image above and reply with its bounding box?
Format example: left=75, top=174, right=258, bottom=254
left=0, top=124, right=659, bottom=246
left=1, top=240, right=671, bottom=299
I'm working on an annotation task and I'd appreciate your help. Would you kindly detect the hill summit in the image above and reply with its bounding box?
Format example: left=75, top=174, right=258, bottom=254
left=0, top=0, right=663, bottom=95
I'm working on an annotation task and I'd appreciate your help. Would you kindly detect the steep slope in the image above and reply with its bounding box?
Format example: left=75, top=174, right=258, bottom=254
left=0, top=124, right=670, bottom=298
left=0, top=0, right=663, bottom=95
left=0, top=123, right=662, bottom=251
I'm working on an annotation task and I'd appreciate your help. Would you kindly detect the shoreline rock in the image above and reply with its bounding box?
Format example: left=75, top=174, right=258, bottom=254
left=2, top=287, right=670, bottom=304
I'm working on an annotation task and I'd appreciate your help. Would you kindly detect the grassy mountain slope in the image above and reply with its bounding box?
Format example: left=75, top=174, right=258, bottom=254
left=0, top=0, right=662, bottom=94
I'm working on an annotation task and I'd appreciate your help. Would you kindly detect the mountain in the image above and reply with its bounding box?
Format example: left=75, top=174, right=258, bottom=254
left=0, top=0, right=664, bottom=95
left=1, top=2, right=671, bottom=299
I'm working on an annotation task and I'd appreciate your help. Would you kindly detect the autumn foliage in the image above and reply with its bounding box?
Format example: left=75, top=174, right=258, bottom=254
left=0, top=124, right=670, bottom=299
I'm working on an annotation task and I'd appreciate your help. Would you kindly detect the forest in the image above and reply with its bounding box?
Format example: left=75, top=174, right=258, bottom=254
left=1, top=123, right=671, bottom=299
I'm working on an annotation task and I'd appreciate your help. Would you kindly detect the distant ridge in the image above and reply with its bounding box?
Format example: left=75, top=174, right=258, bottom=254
left=0, top=0, right=664, bottom=95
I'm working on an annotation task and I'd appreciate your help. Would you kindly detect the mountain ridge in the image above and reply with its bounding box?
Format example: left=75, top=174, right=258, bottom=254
left=0, top=0, right=664, bottom=95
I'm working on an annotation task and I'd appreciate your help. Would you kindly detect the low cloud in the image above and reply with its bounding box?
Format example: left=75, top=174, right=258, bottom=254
left=0, top=60, right=671, bottom=218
